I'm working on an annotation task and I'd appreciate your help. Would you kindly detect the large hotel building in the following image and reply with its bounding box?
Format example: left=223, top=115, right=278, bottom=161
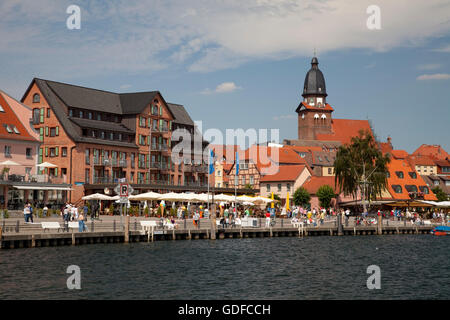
left=21, top=78, right=210, bottom=203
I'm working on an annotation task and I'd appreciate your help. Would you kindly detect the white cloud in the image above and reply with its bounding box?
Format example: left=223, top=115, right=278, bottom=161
left=120, top=84, right=132, bottom=90
left=201, top=82, right=242, bottom=94
left=0, top=0, right=450, bottom=81
left=416, top=73, right=450, bottom=80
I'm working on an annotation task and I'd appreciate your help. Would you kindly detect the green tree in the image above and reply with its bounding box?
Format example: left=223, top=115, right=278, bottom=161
left=334, top=129, right=391, bottom=213
left=432, top=186, right=448, bottom=202
left=293, top=187, right=311, bottom=208
left=317, top=185, right=335, bottom=208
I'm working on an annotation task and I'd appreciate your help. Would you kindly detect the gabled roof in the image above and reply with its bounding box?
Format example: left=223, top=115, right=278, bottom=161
left=302, top=176, right=338, bottom=195
left=434, top=159, right=450, bottom=167
left=406, top=154, right=437, bottom=167
left=167, top=103, right=194, bottom=126
left=120, top=91, right=159, bottom=114
left=311, top=150, right=336, bottom=166
left=0, top=90, right=40, bottom=142
left=315, top=119, right=373, bottom=145
left=389, top=149, right=409, bottom=160
left=260, top=165, right=308, bottom=182
left=386, top=158, right=437, bottom=201
left=412, top=144, right=449, bottom=160
left=295, top=101, right=334, bottom=113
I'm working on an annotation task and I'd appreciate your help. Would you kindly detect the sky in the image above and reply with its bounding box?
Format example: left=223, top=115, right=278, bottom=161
left=1, top=0, right=449, bottom=153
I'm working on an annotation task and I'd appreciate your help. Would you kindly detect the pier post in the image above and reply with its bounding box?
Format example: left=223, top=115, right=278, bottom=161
left=353, top=227, right=356, bottom=236
left=72, top=232, right=76, bottom=246
left=124, top=215, right=130, bottom=243
left=270, top=228, right=273, bottom=237
left=377, top=215, right=382, bottom=235
left=240, top=228, right=243, bottom=238
left=31, top=234, right=36, bottom=248
left=188, top=229, right=191, bottom=240
left=0, top=226, right=2, bottom=248
left=337, top=214, right=343, bottom=236
left=173, top=229, right=176, bottom=240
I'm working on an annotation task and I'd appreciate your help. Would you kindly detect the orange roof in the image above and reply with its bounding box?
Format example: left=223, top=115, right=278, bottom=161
left=299, top=102, right=334, bottom=112
left=210, top=144, right=244, bottom=164
left=379, top=142, right=393, bottom=154
left=302, top=176, right=338, bottom=195
left=260, top=165, right=308, bottom=182
left=316, top=119, right=373, bottom=145
left=412, top=144, right=449, bottom=160
left=406, top=155, right=437, bottom=167
left=390, top=149, right=409, bottom=159
left=386, top=158, right=437, bottom=201
left=0, top=90, right=39, bottom=142
left=284, top=145, right=323, bottom=153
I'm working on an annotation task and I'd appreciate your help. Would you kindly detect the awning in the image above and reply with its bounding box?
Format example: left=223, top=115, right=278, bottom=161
left=13, top=186, right=73, bottom=191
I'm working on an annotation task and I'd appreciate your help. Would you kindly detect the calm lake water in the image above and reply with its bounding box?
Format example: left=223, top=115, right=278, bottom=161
left=0, top=235, right=449, bottom=300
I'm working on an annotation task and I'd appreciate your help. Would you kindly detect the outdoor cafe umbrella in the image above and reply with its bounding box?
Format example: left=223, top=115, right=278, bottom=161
left=37, top=162, right=57, bottom=168
left=129, top=191, right=161, bottom=201
left=159, top=192, right=189, bottom=202
left=81, top=193, right=115, bottom=201
left=0, top=160, right=21, bottom=166
left=236, top=195, right=256, bottom=203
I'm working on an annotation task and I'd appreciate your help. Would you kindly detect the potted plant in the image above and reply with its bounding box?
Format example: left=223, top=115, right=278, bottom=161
left=144, top=206, right=149, bottom=217
left=109, top=203, right=114, bottom=216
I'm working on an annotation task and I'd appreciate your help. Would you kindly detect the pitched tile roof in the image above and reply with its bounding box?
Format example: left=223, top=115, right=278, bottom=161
left=315, top=119, right=373, bottom=145
left=386, top=158, right=437, bottom=201
left=166, top=103, right=194, bottom=126
left=0, top=90, right=40, bottom=142
left=406, top=155, right=437, bottom=167
left=389, top=149, right=409, bottom=159
left=412, top=144, right=450, bottom=160
left=295, top=101, right=334, bottom=112
left=302, top=176, right=338, bottom=194
left=260, top=165, right=308, bottom=182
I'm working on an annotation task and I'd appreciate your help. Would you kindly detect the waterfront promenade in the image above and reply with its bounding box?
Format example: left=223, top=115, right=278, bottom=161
left=0, top=214, right=443, bottom=249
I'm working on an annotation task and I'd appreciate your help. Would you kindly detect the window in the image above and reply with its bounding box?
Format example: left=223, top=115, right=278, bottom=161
left=217, top=170, right=221, bottom=177
left=47, top=108, right=51, bottom=118
left=4, top=146, right=11, bottom=157
left=79, top=110, right=83, bottom=118
left=446, top=181, right=450, bottom=187
left=287, top=183, right=291, bottom=192
left=5, top=124, right=12, bottom=133
left=328, top=168, right=332, bottom=175
left=91, top=130, right=96, bottom=138
left=100, top=131, right=105, bottom=139
left=434, top=180, right=439, bottom=186
left=118, top=133, right=122, bottom=141
left=88, top=112, right=92, bottom=120
left=395, top=171, right=404, bottom=179
left=109, top=132, right=114, bottom=140
left=0, top=104, right=4, bottom=112
left=33, top=93, right=40, bottom=103
left=26, top=148, right=32, bottom=159
left=69, top=109, right=73, bottom=117
left=392, top=185, right=402, bottom=193
left=139, top=117, right=146, bottom=127
left=442, top=167, right=450, bottom=173
left=85, top=169, right=90, bottom=184
left=49, top=148, right=56, bottom=157
left=250, top=175, right=254, bottom=185
left=33, top=108, right=40, bottom=123
left=85, top=149, right=90, bottom=165
left=62, top=147, right=67, bottom=157
left=131, top=153, right=135, bottom=168
left=386, top=171, right=390, bottom=178
left=97, top=113, right=101, bottom=121
left=419, top=186, right=429, bottom=194
left=278, top=184, right=282, bottom=192
left=405, top=185, right=418, bottom=193
left=50, top=127, right=56, bottom=137
left=408, top=172, right=417, bottom=179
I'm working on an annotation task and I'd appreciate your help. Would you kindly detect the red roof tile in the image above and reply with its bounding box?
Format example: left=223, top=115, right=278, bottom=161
left=390, top=150, right=409, bottom=159
left=412, top=144, right=449, bottom=160
left=316, top=119, right=373, bottom=145
left=0, top=90, right=38, bottom=142
left=260, top=165, right=308, bottom=182
left=406, top=155, right=437, bottom=167
left=302, top=176, right=338, bottom=195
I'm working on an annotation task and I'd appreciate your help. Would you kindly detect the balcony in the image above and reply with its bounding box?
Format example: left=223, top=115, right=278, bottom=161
left=193, top=165, right=208, bottom=173
left=93, top=176, right=114, bottom=184
left=183, top=164, right=193, bottom=172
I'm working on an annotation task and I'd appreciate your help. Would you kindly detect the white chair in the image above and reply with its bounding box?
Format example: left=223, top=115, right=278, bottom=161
left=140, top=220, right=159, bottom=234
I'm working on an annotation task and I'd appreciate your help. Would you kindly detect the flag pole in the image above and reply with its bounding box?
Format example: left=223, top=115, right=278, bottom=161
left=207, top=148, right=210, bottom=212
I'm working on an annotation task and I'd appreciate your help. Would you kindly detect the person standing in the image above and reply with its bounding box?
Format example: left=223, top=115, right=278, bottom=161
left=23, top=203, right=31, bottom=223
left=78, top=211, right=86, bottom=232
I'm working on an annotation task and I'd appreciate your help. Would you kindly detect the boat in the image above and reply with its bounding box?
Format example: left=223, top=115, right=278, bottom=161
left=430, top=226, right=450, bottom=236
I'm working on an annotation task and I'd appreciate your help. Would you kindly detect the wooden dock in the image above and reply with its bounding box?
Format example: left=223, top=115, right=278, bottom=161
left=0, top=225, right=435, bottom=249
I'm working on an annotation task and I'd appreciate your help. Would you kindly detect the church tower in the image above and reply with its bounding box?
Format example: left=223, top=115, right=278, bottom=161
left=296, top=57, right=334, bottom=140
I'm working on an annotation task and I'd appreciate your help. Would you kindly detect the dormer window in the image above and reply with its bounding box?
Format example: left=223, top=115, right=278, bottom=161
left=314, top=114, right=319, bottom=119
left=33, top=93, right=40, bottom=103
left=0, top=104, right=4, bottom=112
left=309, top=98, right=315, bottom=106
left=12, top=126, right=20, bottom=134
left=408, top=172, right=417, bottom=179
left=392, top=185, right=402, bottom=193
left=5, top=124, right=13, bottom=133
left=395, top=171, right=404, bottom=179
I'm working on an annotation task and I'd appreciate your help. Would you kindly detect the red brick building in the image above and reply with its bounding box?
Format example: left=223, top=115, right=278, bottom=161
left=21, top=78, right=208, bottom=203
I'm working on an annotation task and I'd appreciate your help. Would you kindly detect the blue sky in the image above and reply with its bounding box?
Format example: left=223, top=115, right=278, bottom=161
left=1, top=0, right=449, bottom=153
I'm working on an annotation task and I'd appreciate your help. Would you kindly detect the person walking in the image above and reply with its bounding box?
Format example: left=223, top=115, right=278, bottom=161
left=43, top=205, right=48, bottom=217
left=28, top=203, right=34, bottom=223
